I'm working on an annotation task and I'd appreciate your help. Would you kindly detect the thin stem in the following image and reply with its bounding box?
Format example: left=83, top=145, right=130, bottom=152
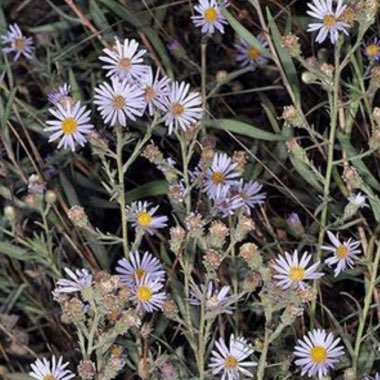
left=197, top=303, right=206, bottom=380
left=257, top=328, right=271, bottom=380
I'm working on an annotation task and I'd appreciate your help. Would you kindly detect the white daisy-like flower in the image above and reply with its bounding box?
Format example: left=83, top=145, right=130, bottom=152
left=192, top=0, right=229, bottom=36
left=306, top=0, right=349, bottom=44
left=233, top=180, right=266, bottom=215
left=126, top=201, right=168, bottom=235
left=294, top=329, right=345, bottom=379
left=47, top=83, right=71, bottom=106
left=273, top=250, right=324, bottom=290
left=211, top=186, right=244, bottom=218
left=99, top=37, right=149, bottom=81
left=139, top=67, right=170, bottom=116
left=53, top=268, right=92, bottom=295
left=348, top=192, right=368, bottom=209
left=203, top=153, right=241, bottom=197
left=94, top=77, right=145, bottom=127
left=1, top=23, right=34, bottom=61
left=235, top=35, right=269, bottom=69
left=44, top=101, right=94, bottom=151
left=190, top=282, right=233, bottom=315
left=321, top=231, right=361, bottom=277
left=29, top=355, right=75, bottom=380
left=130, top=274, right=166, bottom=313
left=116, top=250, right=165, bottom=285
left=162, top=81, right=203, bottom=134
left=209, top=334, right=257, bottom=379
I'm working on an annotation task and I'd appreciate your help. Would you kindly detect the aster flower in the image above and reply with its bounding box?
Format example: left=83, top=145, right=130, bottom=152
left=190, top=282, right=233, bottom=315
left=99, top=37, right=149, bottom=81
left=306, top=0, right=349, bottom=44
left=211, top=186, right=244, bottom=218
left=126, top=201, right=168, bottom=235
left=47, top=83, right=71, bottom=106
left=233, top=180, right=266, bottom=215
left=192, top=0, right=229, bottom=36
left=321, top=231, right=361, bottom=277
left=29, top=356, right=75, bottom=380
left=364, top=38, right=380, bottom=62
left=162, top=81, right=203, bottom=134
left=45, top=101, right=94, bottom=151
left=115, top=250, right=165, bottom=285
left=294, top=329, right=345, bottom=379
left=1, top=23, right=34, bottom=61
left=139, top=67, right=170, bottom=115
left=94, top=77, right=145, bottom=127
left=53, top=268, right=92, bottom=294
left=273, top=250, right=324, bottom=290
left=348, top=192, right=368, bottom=208
left=203, top=153, right=241, bottom=197
left=364, top=373, right=380, bottom=380
left=209, top=334, right=257, bottom=379
left=130, top=274, right=166, bottom=313
left=235, top=35, right=269, bottom=69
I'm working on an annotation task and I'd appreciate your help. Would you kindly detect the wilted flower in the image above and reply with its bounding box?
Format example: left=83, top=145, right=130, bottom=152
left=209, top=335, right=257, bottom=379
left=192, top=0, right=229, bottom=36
left=47, top=83, right=72, bottom=106
left=235, top=35, right=269, bottom=69
left=273, top=250, right=324, bottom=290
left=29, top=356, right=75, bottom=380
left=2, top=23, right=34, bottom=61
left=99, top=37, right=149, bottom=81
left=162, top=81, right=203, bottom=134
left=28, top=174, right=46, bottom=195
left=53, top=268, right=92, bottom=295
left=321, top=231, right=361, bottom=277
left=45, top=102, right=94, bottom=151
left=306, top=0, right=348, bottom=44
left=94, top=77, right=145, bottom=127
left=294, top=329, right=344, bottom=379
left=211, top=186, right=244, bottom=217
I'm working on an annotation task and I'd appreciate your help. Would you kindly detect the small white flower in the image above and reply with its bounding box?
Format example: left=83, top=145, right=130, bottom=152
left=116, top=250, right=165, bottom=285
left=190, top=282, right=233, bottom=315
left=209, top=334, right=257, bottom=379
left=348, top=192, right=368, bottom=209
left=29, top=355, right=75, bottom=380
left=273, top=250, right=324, bottom=290
left=294, top=329, right=344, bottom=379
left=130, top=274, right=166, bottom=313
left=2, top=23, right=34, bottom=61
left=45, top=101, right=94, bottom=151
left=233, top=180, right=266, bottom=215
left=139, top=67, right=170, bottom=116
left=99, top=37, right=149, bottom=81
left=203, top=153, right=241, bottom=197
left=53, top=268, right=92, bottom=295
left=235, top=35, right=269, bottom=69
left=162, top=81, right=203, bottom=134
left=306, top=0, right=349, bottom=44
left=192, top=0, right=229, bottom=36
left=126, top=201, right=168, bottom=235
left=321, top=231, right=361, bottom=277
left=94, top=77, right=145, bottom=127
left=47, top=83, right=71, bottom=106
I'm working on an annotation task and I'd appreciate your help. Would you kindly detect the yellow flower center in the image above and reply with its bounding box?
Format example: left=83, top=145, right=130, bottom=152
left=61, top=117, right=78, bottom=135
left=135, top=268, right=145, bottom=280
left=336, top=245, right=348, bottom=258
left=211, top=171, right=225, bottom=184
left=111, top=345, right=123, bottom=357
left=366, top=44, right=380, bottom=57
left=224, top=355, right=238, bottom=369
left=247, top=47, right=261, bottom=59
left=113, top=95, right=126, bottom=109
left=171, top=103, right=185, bottom=117
left=288, top=266, right=305, bottom=281
left=137, top=211, right=152, bottom=227
left=42, top=375, right=56, bottom=380
left=310, top=346, right=328, bottom=364
left=144, top=87, right=156, bottom=101
left=204, top=7, right=218, bottom=23
left=118, top=58, right=132, bottom=71
left=137, top=285, right=153, bottom=301
left=323, top=14, right=336, bottom=29
left=13, top=37, right=27, bottom=51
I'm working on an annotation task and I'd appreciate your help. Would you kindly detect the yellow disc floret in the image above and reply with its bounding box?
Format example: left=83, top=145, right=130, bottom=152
left=310, top=346, right=328, bottom=364
left=61, top=117, right=78, bottom=135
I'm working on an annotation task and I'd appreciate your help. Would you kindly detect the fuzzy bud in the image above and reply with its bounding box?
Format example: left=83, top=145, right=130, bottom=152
left=61, top=297, right=86, bottom=324
left=160, top=361, right=176, bottom=379
left=339, top=6, right=357, bottom=27
left=88, top=131, right=109, bottom=155
left=373, top=107, right=380, bottom=126
left=4, top=205, right=16, bottom=222
left=201, top=146, right=215, bottom=164
left=114, top=310, right=141, bottom=334
left=162, top=299, right=178, bottom=318
left=281, top=303, right=304, bottom=326
left=216, top=70, right=228, bottom=84
left=242, top=271, right=262, bottom=293
left=282, top=106, right=304, bottom=128
left=343, top=166, right=363, bottom=189
left=235, top=215, right=255, bottom=241
left=239, top=243, right=262, bottom=269
left=185, top=212, right=204, bottom=238
left=371, top=66, right=380, bottom=88
left=169, top=183, right=187, bottom=203
left=45, top=190, right=57, bottom=204
left=286, top=213, right=304, bottom=236
left=301, top=71, right=317, bottom=84
left=204, top=249, right=223, bottom=270
left=232, top=150, right=248, bottom=171
left=281, top=34, right=301, bottom=58
left=207, top=221, right=229, bottom=248
left=142, top=142, right=164, bottom=163
left=67, top=205, right=89, bottom=228
left=77, top=360, right=96, bottom=379
left=343, top=368, right=356, bottom=380
left=93, top=272, right=121, bottom=296
left=169, top=226, right=186, bottom=252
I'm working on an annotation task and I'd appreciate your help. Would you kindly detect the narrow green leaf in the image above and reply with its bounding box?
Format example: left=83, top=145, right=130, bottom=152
left=1, top=87, right=17, bottom=131
left=69, top=69, right=83, bottom=102
left=0, top=242, right=29, bottom=260
left=125, top=180, right=169, bottom=203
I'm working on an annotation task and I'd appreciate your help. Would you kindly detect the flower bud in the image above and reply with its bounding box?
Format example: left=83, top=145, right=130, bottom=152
left=67, top=205, right=89, bottom=228
left=45, top=190, right=57, bottom=204
left=169, top=226, right=186, bottom=252
left=162, top=299, right=178, bottom=318
left=239, top=243, right=262, bottom=269
left=4, top=205, right=16, bottom=222
left=282, top=106, right=304, bottom=128
left=281, top=34, right=301, bottom=58
left=77, top=360, right=96, bottom=379
left=286, top=213, right=304, bottom=236
left=207, top=221, right=229, bottom=248
left=216, top=70, right=228, bottom=84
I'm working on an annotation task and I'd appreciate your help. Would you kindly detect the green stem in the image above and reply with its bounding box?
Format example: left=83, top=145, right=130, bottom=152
left=257, top=328, right=271, bottom=380
left=197, top=304, right=206, bottom=380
